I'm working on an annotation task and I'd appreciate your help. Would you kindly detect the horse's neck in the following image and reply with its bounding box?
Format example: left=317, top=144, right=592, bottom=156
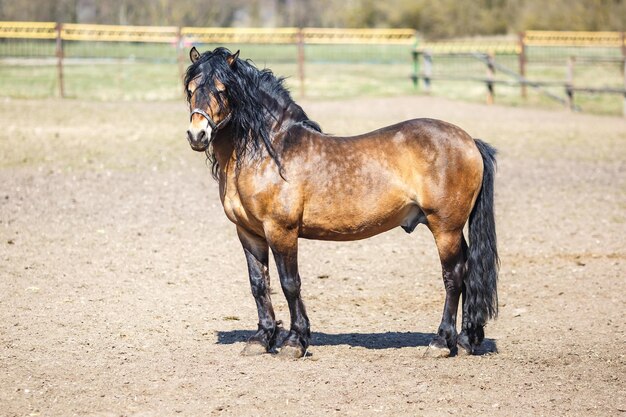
left=212, top=91, right=306, bottom=179
left=212, top=129, right=236, bottom=175
left=259, top=89, right=306, bottom=137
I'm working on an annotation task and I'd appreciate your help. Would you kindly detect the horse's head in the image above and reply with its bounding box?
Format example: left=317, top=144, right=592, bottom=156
left=184, top=47, right=239, bottom=152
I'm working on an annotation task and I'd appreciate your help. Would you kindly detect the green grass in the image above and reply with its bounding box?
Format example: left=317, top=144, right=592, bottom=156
left=0, top=40, right=412, bottom=63
left=415, top=52, right=625, bottom=115
left=281, top=63, right=415, bottom=99
left=0, top=61, right=183, bottom=100
left=0, top=63, right=58, bottom=98
left=0, top=60, right=415, bottom=101
left=62, top=62, right=182, bottom=100
left=0, top=39, right=623, bottom=115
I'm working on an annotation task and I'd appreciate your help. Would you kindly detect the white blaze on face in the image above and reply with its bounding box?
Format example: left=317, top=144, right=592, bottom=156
left=188, top=115, right=211, bottom=142
left=187, top=76, right=212, bottom=142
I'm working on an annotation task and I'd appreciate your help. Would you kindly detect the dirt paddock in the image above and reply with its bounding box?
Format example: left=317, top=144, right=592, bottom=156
left=1, top=95, right=625, bottom=416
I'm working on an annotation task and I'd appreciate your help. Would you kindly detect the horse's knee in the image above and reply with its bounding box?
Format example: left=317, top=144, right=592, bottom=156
left=443, top=274, right=462, bottom=294
left=249, top=276, right=269, bottom=299
left=280, top=277, right=301, bottom=297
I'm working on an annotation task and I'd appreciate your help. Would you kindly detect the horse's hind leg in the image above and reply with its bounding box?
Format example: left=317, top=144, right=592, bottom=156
left=457, top=289, right=484, bottom=356
left=237, top=227, right=279, bottom=356
left=427, top=228, right=467, bottom=358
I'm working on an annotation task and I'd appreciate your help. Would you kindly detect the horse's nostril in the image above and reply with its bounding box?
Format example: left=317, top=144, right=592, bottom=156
left=187, top=130, right=194, bottom=142
left=197, top=130, right=207, bottom=142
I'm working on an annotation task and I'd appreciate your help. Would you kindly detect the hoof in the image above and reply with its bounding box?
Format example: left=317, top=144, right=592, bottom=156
left=456, top=343, right=474, bottom=356
left=277, top=344, right=305, bottom=359
left=456, top=332, right=475, bottom=356
left=425, top=337, right=451, bottom=358
left=241, top=341, right=268, bottom=356
left=424, top=345, right=451, bottom=358
left=456, top=344, right=473, bottom=356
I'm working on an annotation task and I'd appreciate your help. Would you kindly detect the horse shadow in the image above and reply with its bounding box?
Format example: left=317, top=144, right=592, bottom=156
left=216, top=329, right=498, bottom=355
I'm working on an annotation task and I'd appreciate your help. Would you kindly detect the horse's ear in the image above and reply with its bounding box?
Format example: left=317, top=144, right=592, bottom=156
left=227, top=50, right=240, bottom=68
left=189, top=47, right=200, bottom=63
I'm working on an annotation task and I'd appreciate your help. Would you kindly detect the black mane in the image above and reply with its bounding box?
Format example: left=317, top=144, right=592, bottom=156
left=184, top=47, right=321, bottom=179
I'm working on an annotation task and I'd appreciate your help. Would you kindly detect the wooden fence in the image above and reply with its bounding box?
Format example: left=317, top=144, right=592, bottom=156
left=412, top=31, right=626, bottom=116
left=2, top=22, right=626, bottom=114
left=0, top=21, right=416, bottom=98
left=0, top=22, right=416, bottom=44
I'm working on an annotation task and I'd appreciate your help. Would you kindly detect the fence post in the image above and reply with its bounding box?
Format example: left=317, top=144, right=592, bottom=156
left=55, top=22, right=64, bottom=98
left=412, top=50, right=420, bottom=89
left=622, top=57, right=626, bottom=118
left=423, top=51, right=432, bottom=94
left=622, top=33, right=626, bottom=118
left=176, top=27, right=184, bottom=84
left=566, top=56, right=575, bottom=111
left=486, top=51, right=495, bottom=105
left=518, top=32, right=527, bottom=99
left=297, top=28, right=306, bottom=98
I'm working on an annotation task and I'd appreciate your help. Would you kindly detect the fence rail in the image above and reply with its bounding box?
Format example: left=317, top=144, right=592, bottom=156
left=61, top=23, right=179, bottom=43
left=181, top=27, right=299, bottom=44
left=302, top=28, right=415, bottom=45
left=523, top=30, right=625, bottom=47
left=417, top=30, right=626, bottom=53
left=417, top=40, right=520, bottom=54
left=0, top=22, right=416, bottom=45
left=0, top=21, right=56, bottom=39
left=413, top=31, right=626, bottom=116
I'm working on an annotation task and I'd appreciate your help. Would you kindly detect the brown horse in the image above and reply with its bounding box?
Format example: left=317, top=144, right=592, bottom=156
left=184, top=47, right=499, bottom=358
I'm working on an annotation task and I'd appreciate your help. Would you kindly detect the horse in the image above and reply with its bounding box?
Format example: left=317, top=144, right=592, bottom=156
left=183, top=47, right=499, bottom=359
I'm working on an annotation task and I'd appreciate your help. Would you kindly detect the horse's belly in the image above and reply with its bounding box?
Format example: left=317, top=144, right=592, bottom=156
left=300, top=202, right=421, bottom=241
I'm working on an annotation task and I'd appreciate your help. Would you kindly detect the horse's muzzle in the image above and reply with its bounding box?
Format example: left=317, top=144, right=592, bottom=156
left=187, top=128, right=210, bottom=152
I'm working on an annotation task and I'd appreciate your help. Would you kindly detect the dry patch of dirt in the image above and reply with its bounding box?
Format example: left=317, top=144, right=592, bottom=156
left=1, top=96, right=625, bottom=416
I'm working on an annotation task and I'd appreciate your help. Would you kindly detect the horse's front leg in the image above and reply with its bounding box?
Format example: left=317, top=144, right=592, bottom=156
left=237, top=227, right=280, bottom=356
left=267, top=228, right=310, bottom=359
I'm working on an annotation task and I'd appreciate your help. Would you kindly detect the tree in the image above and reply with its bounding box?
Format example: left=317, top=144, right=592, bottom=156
left=0, top=0, right=624, bottom=35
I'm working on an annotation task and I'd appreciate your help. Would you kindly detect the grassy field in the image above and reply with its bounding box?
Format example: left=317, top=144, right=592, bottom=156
left=0, top=40, right=411, bottom=63
left=0, top=40, right=624, bottom=115
left=0, top=60, right=417, bottom=101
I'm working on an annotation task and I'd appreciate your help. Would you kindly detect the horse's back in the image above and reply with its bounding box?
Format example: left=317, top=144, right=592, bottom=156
left=279, top=119, right=483, bottom=240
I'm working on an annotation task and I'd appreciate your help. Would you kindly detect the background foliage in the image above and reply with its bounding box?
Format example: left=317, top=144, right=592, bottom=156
left=1, top=0, right=624, bottom=38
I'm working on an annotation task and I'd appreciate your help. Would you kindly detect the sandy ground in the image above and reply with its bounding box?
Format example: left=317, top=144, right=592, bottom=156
left=1, top=95, right=625, bottom=416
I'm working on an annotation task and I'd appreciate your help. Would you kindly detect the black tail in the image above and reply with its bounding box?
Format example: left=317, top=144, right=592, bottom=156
left=465, top=139, right=499, bottom=341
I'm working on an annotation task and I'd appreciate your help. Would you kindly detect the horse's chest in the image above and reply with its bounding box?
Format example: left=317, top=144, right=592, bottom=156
left=222, top=194, right=244, bottom=223
left=219, top=173, right=243, bottom=223
left=221, top=187, right=261, bottom=233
